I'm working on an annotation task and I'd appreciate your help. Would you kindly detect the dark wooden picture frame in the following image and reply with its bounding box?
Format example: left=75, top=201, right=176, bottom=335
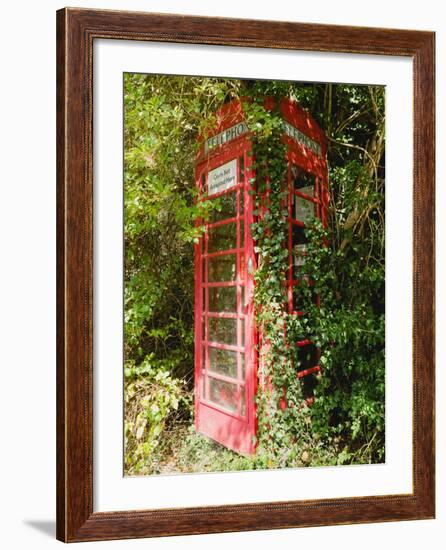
left=56, top=7, right=435, bottom=542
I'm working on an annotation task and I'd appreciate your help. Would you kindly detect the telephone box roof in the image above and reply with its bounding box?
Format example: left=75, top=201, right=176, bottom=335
left=196, top=97, right=327, bottom=163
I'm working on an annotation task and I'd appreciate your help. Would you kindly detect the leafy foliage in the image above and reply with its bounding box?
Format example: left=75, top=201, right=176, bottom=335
left=123, top=75, right=243, bottom=474
left=244, top=82, right=385, bottom=465
left=124, top=357, right=190, bottom=474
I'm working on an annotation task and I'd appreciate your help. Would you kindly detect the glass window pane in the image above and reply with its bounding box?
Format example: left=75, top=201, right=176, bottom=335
left=202, top=345, right=206, bottom=370
left=201, top=316, right=206, bottom=340
left=208, top=222, right=236, bottom=253
left=293, top=285, right=304, bottom=312
left=297, top=344, right=318, bottom=371
left=201, top=371, right=206, bottom=399
left=239, top=155, right=245, bottom=182
left=294, top=243, right=307, bottom=263
left=208, top=286, right=237, bottom=312
left=208, top=254, right=236, bottom=282
left=292, top=225, right=308, bottom=246
left=239, top=219, right=244, bottom=247
left=239, top=319, right=245, bottom=346
left=209, top=347, right=238, bottom=378
left=240, top=386, right=246, bottom=416
left=208, top=378, right=238, bottom=412
left=301, top=373, right=319, bottom=400
left=291, top=165, right=315, bottom=194
left=293, top=244, right=307, bottom=278
left=239, top=192, right=244, bottom=215
left=294, top=195, right=315, bottom=225
left=208, top=191, right=236, bottom=223
left=208, top=317, right=237, bottom=345
left=292, top=226, right=308, bottom=278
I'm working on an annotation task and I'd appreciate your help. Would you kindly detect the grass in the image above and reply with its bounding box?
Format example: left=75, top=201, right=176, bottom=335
left=125, top=419, right=365, bottom=476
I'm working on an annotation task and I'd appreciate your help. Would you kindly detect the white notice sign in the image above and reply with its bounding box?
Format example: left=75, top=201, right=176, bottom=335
left=208, top=159, right=237, bottom=196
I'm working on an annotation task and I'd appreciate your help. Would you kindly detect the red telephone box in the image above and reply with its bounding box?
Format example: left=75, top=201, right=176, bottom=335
left=194, top=98, right=329, bottom=455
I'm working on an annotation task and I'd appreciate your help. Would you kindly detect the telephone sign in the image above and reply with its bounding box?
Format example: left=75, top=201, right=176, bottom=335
left=204, top=121, right=249, bottom=154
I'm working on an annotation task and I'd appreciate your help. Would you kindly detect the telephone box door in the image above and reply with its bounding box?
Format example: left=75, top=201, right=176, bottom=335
left=195, top=149, right=257, bottom=455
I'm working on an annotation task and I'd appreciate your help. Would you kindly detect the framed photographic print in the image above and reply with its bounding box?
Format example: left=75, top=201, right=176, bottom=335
left=56, top=7, right=435, bottom=542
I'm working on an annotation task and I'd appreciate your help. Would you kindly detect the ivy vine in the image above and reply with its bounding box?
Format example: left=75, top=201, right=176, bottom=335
left=243, top=87, right=385, bottom=466
left=244, top=97, right=316, bottom=466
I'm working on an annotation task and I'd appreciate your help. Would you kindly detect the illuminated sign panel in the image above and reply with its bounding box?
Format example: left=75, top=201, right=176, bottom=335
left=282, top=120, right=322, bottom=156
left=204, top=122, right=249, bottom=153
left=204, top=119, right=322, bottom=157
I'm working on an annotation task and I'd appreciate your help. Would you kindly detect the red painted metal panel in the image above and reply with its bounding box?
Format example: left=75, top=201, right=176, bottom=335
left=196, top=401, right=255, bottom=455
left=195, top=116, right=256, bottom=455
left=195, top=98, right=328, bottom=455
